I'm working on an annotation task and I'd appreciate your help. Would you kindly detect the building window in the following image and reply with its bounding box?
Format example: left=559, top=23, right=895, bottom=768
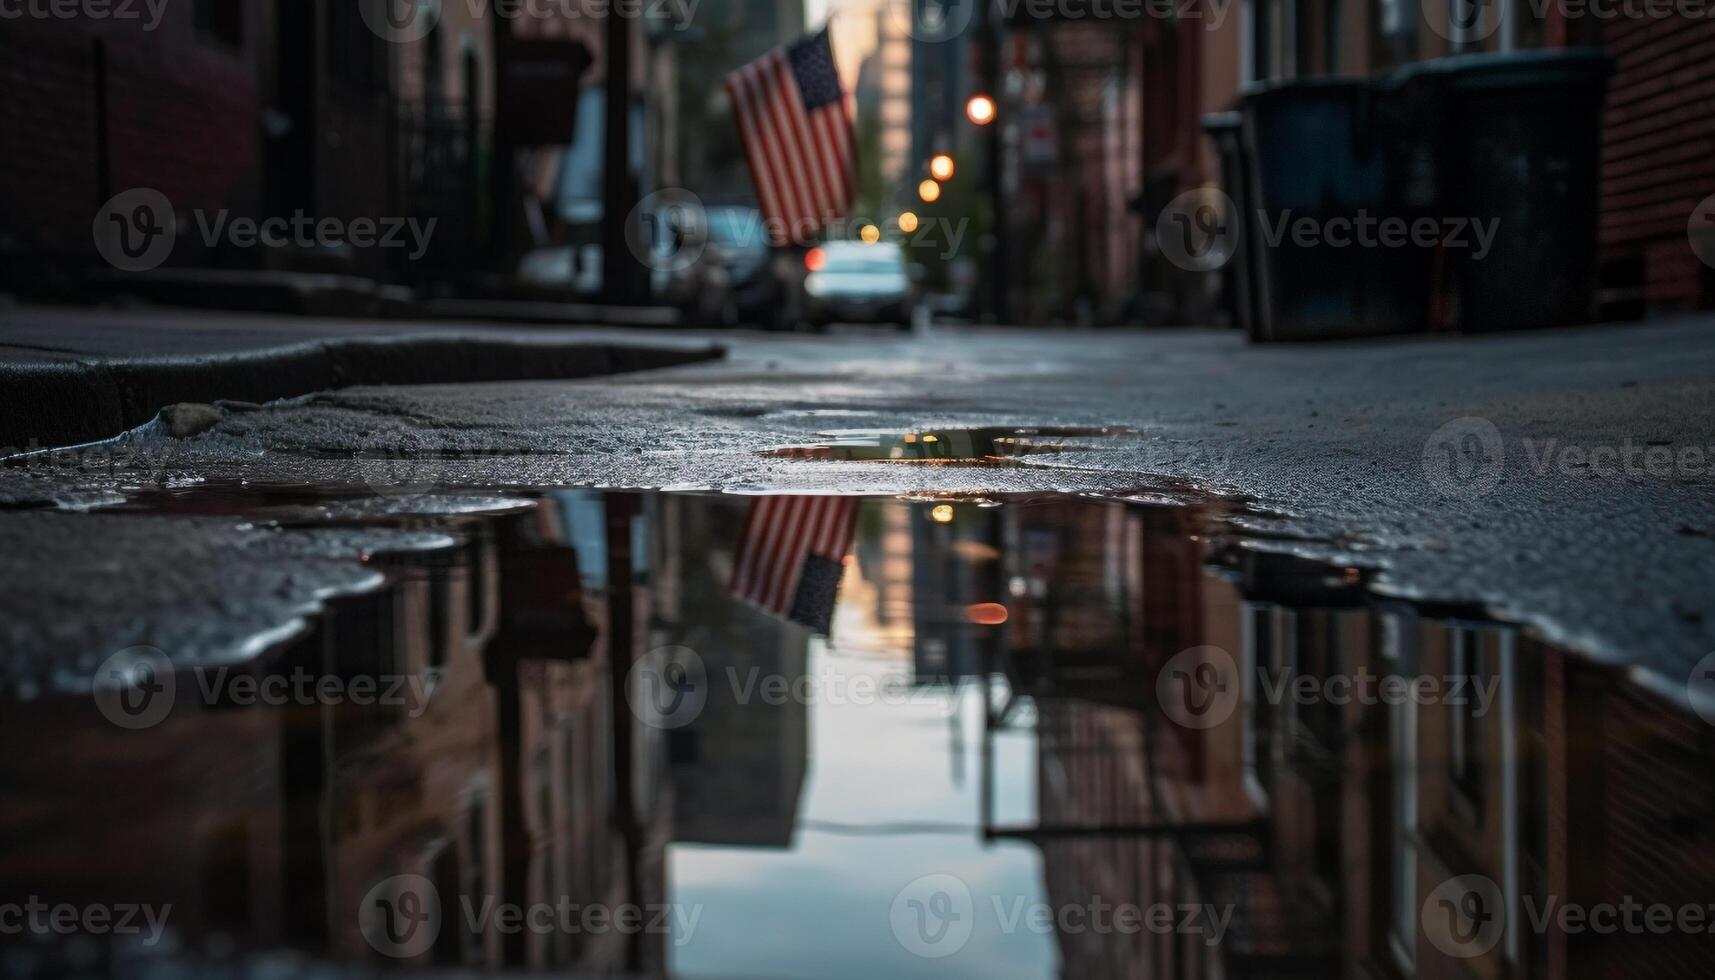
left=1511, top=0, right=1547, bottom=49
left=1384, top=614, right=1419, bottom=970
left=328, top=3, right=388, bottom=93
left=1243, top=605, right=1278, bottom=799
left=1449, top=628, right=1486, bottom=813
left=193, top=0, right=242, bottom=47
left=461, top=790, right=489, bottom=964
left=428, top=843, right=462, bottom=965
left=1370, top=0, right=1417, bottom=72
left=1248, top=0, right=1294, bottom=82
left=1323, top=0, right=1343, bottom=74
left=1294, top=611, right=1342, bottom=754
left=1516, top=648, right=1549, bottom=978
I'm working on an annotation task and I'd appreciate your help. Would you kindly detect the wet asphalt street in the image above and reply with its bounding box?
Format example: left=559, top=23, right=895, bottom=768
left=6, top=316, right=1715, bottom=711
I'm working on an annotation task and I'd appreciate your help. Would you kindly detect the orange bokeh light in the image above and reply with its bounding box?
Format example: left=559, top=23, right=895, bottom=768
left=967, top=95, right=997, bottom=126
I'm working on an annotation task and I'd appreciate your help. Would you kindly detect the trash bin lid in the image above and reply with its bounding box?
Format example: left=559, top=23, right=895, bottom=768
left=1433, top=48, right=1613, bottom=91
left=1239, top=76, right=1373, bottom=106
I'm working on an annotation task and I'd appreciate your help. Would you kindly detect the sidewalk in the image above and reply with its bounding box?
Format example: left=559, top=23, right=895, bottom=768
left=0, top=306, right=724, bottom=452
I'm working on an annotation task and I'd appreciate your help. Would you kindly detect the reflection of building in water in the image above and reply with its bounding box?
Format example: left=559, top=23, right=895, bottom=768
left=1001, top=499, right=1148, bottom=705
left=849, top=498, right=916, bottom=655
left=911, top=502, right=1003, bottom=684
left=986, top=500, right=1715, bottom=980
left=650, top=493, right=809, bottom=848
left=0, top=494, right=668, bottom=974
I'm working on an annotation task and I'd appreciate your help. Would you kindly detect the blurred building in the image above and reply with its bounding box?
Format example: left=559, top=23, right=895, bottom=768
left=910, top=502, right=1003, bottom=684
left=667, top=0, right=808, bottom=202
left=649, top=493, right=810, bottom=848
left=981, top=500, right=1715, bottom=979
left=981, top=1, right=1715, bottom=324
left=829, top=0, right=916, bottom=220
left=0, top=1, right=272, bottom=286
left=0, top=2, right=621, bottom=302
left=0, top=495, right=669, bottom=973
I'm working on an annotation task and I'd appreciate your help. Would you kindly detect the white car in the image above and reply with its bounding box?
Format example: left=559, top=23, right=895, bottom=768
left=802, top=241, right=916, bottom=330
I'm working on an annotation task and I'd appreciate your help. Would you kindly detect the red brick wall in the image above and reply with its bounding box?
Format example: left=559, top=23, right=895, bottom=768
left=0, top=14, right=260, bottom=265
left=1598, top=14, right=1715, bottom=311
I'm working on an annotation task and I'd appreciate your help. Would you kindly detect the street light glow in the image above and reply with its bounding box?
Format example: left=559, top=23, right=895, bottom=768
left=860, top=224, right=881, bottom=243
left=930, top=154, right=955, bottom=181
left=966, top=94, right=997, bottom=126
left=898, top=211, right=920, bottom=233
left=918, top=180, right=942, bottom=203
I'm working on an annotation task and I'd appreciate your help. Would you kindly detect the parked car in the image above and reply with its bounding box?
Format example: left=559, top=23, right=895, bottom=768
left=802, top=240, right=915, bottom=330
left=702, top=207, right=774, bottom=326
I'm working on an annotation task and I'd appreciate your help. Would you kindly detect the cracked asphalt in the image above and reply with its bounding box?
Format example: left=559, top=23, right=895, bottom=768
left=5, top=317, right=1715, bottom=711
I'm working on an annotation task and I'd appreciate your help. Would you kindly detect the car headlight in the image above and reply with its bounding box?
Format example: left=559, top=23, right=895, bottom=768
left=804, top=274, right=827, bottom=299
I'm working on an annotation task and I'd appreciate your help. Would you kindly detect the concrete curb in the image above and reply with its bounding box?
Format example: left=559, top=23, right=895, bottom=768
left=0, top=334, right=724, bottom=453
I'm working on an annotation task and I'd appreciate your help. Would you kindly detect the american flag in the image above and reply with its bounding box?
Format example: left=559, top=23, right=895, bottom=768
left=724, top=28, right=856, bottom=246
left=730, top=496, right=859, bottom=633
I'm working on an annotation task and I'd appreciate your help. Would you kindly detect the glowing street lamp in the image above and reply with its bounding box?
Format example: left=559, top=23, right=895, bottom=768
left=918, top=179, right=942, bottom=203
left=966, top=94, right=997, bottom=126
left=860, top=223, right=881, bottom=243
left=898, top=211, right=920, bottom=233
left=929, top=153, right=955, bottom=181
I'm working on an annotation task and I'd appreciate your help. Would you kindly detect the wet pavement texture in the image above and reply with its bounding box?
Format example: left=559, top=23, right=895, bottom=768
left=5, top=320, right=1715, bottom=695
left=2, top=487, right=1714, bottom=980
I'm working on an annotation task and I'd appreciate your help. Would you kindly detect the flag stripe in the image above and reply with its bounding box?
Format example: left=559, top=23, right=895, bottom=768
left=724, top=76, right=785, bottom=230
left=819, top=109, right=853, bottom=212
left=739, top=58, right=814, bottom=238
left=733, top=61, right=796, bottom=227
left=730, top=496, right=859, bottom=630
left=725, top=28, right=856, bottom=247
left=760, top=495, right=808, bottom=612
left=773, top=57, right=836, bottom=222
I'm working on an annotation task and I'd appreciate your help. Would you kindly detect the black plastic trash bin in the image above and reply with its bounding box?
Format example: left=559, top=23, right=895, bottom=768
left=1238, top=79, right=1434, bottom=341
left=1429, top=49, right=1612, bottom=332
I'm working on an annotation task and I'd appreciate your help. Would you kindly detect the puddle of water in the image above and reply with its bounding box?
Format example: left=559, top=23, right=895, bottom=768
left=1, top=490, right=1712, bottom=979
left=762, top=426, right=1129, bottom=463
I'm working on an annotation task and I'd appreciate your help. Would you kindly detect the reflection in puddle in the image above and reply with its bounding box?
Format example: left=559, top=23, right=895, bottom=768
left=1, top=491, right=1712, bottom=979
left=762, top=426, right=1128, bottom=463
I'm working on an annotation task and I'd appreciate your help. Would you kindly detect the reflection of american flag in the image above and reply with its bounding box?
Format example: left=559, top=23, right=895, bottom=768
left=724, top=28, right=855, bottom=246
left=730, top=496, right=858, bottom=633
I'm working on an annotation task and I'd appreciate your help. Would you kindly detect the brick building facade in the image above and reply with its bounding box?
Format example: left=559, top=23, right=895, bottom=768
left=0, top=4, right=266, bottom=279
left=1596, top=14, right=1715, bottom=313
